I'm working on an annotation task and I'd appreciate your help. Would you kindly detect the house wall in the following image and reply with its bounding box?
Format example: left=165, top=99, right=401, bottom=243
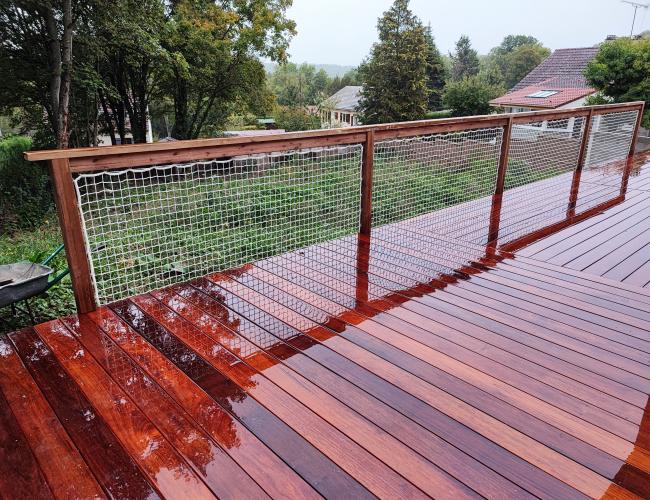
left=320, top=109, right=359, bottom=128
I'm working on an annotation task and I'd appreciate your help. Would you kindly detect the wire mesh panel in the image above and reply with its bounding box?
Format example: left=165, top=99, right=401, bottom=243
left=498, top=116, right=586, bottom=244
left=73, top=145, right=363, bottom=304
left=576, top=110, right=639, bottom=212
left=372, top=128, right=503, bottom=244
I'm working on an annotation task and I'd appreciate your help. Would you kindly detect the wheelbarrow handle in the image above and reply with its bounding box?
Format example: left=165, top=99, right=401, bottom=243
left=42, top=244, right=65, bottom=266
left=46, top=268, right=70, bottom=289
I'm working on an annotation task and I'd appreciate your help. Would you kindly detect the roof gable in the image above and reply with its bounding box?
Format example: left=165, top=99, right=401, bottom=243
left=511, top=47, right=599, bottom=92
left=322, top=86, right=362, bottom=112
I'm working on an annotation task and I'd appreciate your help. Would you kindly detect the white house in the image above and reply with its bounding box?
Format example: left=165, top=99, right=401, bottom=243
left=320, top=86, right=362, bottom=127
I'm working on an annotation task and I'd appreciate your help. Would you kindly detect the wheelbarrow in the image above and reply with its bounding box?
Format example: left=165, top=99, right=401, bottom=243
left=0, top=244, right=70, bottom=323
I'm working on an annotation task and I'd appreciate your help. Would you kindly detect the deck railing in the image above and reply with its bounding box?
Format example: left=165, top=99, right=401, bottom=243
left=26, top=101, right=645, bottom=313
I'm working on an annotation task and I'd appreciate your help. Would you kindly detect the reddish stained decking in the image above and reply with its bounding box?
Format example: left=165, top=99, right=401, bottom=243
left=1, top=156, right=650, bottom=499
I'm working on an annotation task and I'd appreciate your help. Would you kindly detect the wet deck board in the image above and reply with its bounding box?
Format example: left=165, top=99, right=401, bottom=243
left=520, top=154, right=650, bottom=287
left=1, top=222, right=649, bottom=499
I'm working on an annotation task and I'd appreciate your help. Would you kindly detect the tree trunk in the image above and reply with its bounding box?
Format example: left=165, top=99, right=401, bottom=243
left=172, top=72, right=189, bottom=139
left=44, top=7, right=61, bottom=143
left=57, top=0, right=73, bottom=148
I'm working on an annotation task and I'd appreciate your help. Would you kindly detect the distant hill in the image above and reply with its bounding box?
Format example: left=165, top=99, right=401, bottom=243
left=264, top=62, right=355, bottom=77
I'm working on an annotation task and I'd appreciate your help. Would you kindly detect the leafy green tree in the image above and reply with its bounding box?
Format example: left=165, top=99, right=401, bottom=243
left=424, top=25, right=446, bottom=110
left=488, top=35, right=550, bottom=88
left=450, top=35, right=479, bottom=81
left=0, top=0, right=83, bottom=147
left=94, top=0, right=167, bottom=144
left=163, top=0, right=296, bottom=140
left=358, top=0, right=428, bottom=124
left=326, top=69, right=360, bottom=96
left=585, top=37, right=650, bottom=127
left=269, top=63, right=330, bottom=106
left=491, top=35, right=540, bottom=58
left=443, top=75, right=504, bottom=117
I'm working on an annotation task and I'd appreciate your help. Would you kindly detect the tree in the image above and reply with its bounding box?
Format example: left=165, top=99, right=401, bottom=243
left=269, top=63, right=330, bottom=106
left=488, top=35, right=550, bottom=88
left=0, top=0, right=82, bottom=148
left=443, top=75, right=504, bottom=117
left=585, top=37, right=650, bottom=127
left=326, top=69, right=360, bottom=96
left=357, top=0, right=428, bottom=124
left=424, top=25, right=446, bottom=110
left=450, top=35, right=479, bottom=81
left=94, top=0, right=167, bottom=144
left=163, top=0, right=296, bottom=140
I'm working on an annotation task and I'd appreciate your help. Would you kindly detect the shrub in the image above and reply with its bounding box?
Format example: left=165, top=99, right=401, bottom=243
left=0, top=136, right=53, bottom=233
left=272, top=106, right=321, bottom=132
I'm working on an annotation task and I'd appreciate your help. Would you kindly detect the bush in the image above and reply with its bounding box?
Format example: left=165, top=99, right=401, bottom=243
left=0, top=136, right=53, bottom=233
left=443, top=76, right=504, bottom=117
left=424, top=110, right=453, bottom=119
left=272, top=106, right=321, bottom=132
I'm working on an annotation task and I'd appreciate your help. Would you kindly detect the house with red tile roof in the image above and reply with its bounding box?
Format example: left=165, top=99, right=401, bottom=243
left=490, top=47, right=599, bottom=112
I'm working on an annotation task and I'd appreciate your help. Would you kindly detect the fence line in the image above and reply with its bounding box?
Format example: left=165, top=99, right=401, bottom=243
left=26, top=102, right=645, bottom=313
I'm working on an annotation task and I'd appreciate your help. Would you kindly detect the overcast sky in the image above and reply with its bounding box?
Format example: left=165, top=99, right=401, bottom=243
left=284, top=0, right=650, bottom=66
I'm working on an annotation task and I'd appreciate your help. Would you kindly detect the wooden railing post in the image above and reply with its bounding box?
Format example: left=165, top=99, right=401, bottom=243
left=487, top=116, right=513, bottom=249
left=620, top=102, right=646, bottom=197
left=360, top=130, right=375, bottom=236
left=49, top=158, right=97, bottom=313
left=628, top=102, right=645, bottom=158
left=567, top=108, right=594, bottom=218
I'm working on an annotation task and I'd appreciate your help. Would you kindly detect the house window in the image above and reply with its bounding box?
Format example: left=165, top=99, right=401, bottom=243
left=526, top=90, right=559, bottom=98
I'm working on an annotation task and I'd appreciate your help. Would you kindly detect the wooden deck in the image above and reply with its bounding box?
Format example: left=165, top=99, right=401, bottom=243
left=520, top=151, right=650, bottom=287
left=3, top=151, right=650, bottom=499
left=2, top=218, right=650, bottom=498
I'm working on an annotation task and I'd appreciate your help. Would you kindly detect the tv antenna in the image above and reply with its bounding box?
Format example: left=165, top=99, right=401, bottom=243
left=621, top=0, right=649, bottom=36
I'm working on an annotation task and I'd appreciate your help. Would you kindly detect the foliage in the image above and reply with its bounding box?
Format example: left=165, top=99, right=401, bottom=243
left=0, top=136, right=53, bottom=233
left=485, top=35, right=550, bottom=89
left=269, top=63, right=330, bottom=106
left=443, top=76, right=504, bottom=117
left=424, top=25, right=447, bottom=111
left=450, top=35, right=479, bottom=81
left=502, top=45, right=550, bottom=89
left=424, top=110, right=453, bottom=119
left=327, top=69, right=361, bottom=96
left=162, top=0, right=296, bottom=140
left=0, top=0, right=85, bottom=147
left=585, top=37, right=650, bottom=127
left=271, top=105, right=320, bottom=132
left=0, top=218, right=74, bottom=335
left=358, top=0, right=429, bottom=124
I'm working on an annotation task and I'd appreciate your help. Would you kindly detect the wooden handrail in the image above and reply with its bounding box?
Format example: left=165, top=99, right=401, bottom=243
left=25, top=101, right=645, bottom=169
left=30, top=101, right=645, bottom=313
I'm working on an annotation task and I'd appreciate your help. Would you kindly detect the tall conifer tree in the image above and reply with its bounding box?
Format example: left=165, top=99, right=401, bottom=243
left=358, top=0, right=428, bottom=124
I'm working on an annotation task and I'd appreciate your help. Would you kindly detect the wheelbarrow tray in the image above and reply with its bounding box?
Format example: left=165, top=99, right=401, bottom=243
left=0, top=262, right=54, bottom=308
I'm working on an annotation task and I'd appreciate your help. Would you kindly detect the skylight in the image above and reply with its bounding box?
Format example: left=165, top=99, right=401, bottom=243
left=526, top=90, right=559, bottom=98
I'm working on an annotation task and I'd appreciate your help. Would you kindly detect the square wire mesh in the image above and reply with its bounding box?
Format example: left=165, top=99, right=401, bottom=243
left=74, top=145, right=363, bottom=304
left=498, top=116, right=586, bottom=244
left=372, top=127, right=503, bottom=244
left=576, top=110, right=639, bottom=212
